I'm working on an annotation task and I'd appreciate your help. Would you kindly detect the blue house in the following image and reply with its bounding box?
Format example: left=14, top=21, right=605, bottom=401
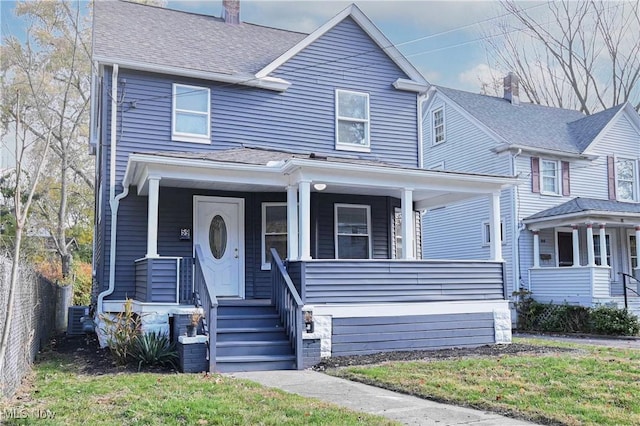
left=422, top=73, right=640, bottom=317
left=90, top=0, right=515, bottom=372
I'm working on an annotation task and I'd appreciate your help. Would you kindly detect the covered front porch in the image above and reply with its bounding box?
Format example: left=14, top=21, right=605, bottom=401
left=109, top=147, right=515, bottom=371
left=524, top=197, right=640, bottom=308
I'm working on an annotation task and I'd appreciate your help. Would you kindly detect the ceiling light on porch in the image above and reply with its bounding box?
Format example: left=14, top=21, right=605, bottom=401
left=313, top=183, right=327, bottom=191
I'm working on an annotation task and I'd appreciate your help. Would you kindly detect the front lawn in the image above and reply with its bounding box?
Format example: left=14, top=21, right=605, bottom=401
left=331, top=338, right=640, bottom=426
left=1, top=339, right=395, bottom=425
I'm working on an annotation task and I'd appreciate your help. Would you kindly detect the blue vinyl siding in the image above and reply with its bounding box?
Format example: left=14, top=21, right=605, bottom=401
left=332, top=312, right=495, bottom=356
left=291, top=260, right=505, bottom=304
left=96, top=17, right=421, bottom=300
left=105, top=188, right=399, bottom=301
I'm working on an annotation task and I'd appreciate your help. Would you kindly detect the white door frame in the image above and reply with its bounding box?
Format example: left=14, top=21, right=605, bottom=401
left=193, top=195, right=245, bottom=298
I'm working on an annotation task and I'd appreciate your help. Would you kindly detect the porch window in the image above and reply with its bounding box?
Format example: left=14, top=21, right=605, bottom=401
left=335, top=204, right=371, bottom=259
left=172, top=83, right=210, bottom=143
left=432, top=107, right=445, bottom=145
left=392, top=208, right=423, bottom=259
left=630, top=235, right=638, bottom=269
left=335, top=90, right=369, bottom=151
left=593, top=234, right=611, bottom=266
left=616, top=158, right=637, bottom=202
left=540, top=160, right=560, bottom=195
left=482, top=221, right=504, bottom=245
left=262, top=203, right=287, bottom=269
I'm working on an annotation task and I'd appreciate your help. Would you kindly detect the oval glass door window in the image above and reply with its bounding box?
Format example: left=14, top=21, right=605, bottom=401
left=209, top=215, right=227, bottom=259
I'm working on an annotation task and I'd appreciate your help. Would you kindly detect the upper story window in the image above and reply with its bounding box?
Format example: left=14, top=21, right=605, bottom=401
left=432, top=107, right=445, bottom=145
left=172, top=83, right=210, bottom=143
left=540, top=159, right=560, bottom=195
left=616, top=158, right=637, bottom=202
left=335, top=204, right=371, bottom=259
left=335, top=90, right=370, bottom=152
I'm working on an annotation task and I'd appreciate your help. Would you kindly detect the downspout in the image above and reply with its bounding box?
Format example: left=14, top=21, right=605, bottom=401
left=511, top=148, right=522, bottom=295
left=97, top=64, right=127, bottom=315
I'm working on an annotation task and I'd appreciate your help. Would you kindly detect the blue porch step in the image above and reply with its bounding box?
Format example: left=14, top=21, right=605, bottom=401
left=214, top=301, right=296, bottom=373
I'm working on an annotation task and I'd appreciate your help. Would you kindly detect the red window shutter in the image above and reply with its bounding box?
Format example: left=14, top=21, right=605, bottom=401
left=561, top=161, right=570, bottom=196
left=531, top=157, right=540, bottom=193
left=607, top=156, right=616, bottom=200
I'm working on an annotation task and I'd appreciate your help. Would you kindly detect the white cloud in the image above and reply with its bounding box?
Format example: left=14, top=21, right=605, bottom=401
left=458, top=63, right=502, bottom=93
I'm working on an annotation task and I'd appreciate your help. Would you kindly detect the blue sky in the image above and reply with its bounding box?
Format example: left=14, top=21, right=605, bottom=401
left=0, top=0, right=546, bottom=92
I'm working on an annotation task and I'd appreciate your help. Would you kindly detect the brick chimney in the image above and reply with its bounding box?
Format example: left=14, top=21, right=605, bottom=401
left=223, top=0, right=240, bottom=24
left=503, top=72, right=520, bottom=105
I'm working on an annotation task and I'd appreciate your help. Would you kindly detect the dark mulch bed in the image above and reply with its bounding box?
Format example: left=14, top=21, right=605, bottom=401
left=313, top=343, right=579, bottom=371
left=39, top=333, right=176, bottom=375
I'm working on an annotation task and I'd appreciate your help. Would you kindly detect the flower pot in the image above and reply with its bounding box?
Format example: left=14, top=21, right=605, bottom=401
left=186, top=324, right=197, bottom=337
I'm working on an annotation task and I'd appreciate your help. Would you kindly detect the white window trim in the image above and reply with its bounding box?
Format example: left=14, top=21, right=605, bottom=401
left=627, top=230, right=637, bottom=271
left=261, top=202, right=287, bottom=270
left=592, top=232, right=612, bottom=267
left=334, top=203, right=372, bottom=259
left=481, top=220, right=505, bottom=247
left=431, top=106, right=445, bottom=146
left=540, top=158, right=561, bottom=196
left=555, top=227, right=574, bottom=267
left=615, top=156, right=638, bottom=202
left=335, top=89, right=370, bottom=152
left=172, top=83, right=211, bottom=144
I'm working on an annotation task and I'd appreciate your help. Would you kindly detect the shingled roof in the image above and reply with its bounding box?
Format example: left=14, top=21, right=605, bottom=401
left=436, top=86, right=626, bottom=155
left=524, top=197, right=640, bottom=221
left=92, top=1, right=307, bottom=76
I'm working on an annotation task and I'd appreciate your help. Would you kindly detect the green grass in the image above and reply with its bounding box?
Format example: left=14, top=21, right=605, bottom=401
left=331, top=338, right=640, bottom=426
left=1, top=353, right=396, bottom=425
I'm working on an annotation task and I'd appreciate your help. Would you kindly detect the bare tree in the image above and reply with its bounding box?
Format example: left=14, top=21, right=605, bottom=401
left=0, top=92, right=52, bottom=378
left=483, top=1, right=640, bottom=114
left=1, top=0, right=93, bottom=278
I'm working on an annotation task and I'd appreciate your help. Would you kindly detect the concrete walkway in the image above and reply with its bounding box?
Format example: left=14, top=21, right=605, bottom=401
left=231, top=370, right=538, bottom=426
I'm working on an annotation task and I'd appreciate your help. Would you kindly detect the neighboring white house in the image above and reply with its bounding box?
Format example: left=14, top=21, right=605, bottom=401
left=422, top=73, right=640, bottom=315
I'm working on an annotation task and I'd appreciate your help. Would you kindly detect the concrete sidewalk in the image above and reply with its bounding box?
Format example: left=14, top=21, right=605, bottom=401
left=517, top=333, right=640, bottom=349
left=231, top=370, right=538, bottom=426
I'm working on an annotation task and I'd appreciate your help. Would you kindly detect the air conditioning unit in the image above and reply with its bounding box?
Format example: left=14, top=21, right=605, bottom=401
left=67, top=306, right=90, bottom=336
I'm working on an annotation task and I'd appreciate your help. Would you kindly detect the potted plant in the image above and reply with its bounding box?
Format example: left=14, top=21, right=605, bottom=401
left=186, top=310, right=202, bottom=337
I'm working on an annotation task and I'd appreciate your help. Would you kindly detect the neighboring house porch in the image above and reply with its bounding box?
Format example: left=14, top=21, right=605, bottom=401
left=98, top=147, right=515, bottom=371
left=523, top=198, right=640, bottom=315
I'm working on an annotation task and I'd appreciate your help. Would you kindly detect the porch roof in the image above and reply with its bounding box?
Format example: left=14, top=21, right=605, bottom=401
left=523, top=197, right=640, bottom=228
left=123, top=147, right=517, bottom=210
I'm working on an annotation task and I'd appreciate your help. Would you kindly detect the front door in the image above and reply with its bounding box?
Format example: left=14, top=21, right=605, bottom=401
left=557, top=231, right=573, bottom=267
left=194, top=196, right=244, bottom=298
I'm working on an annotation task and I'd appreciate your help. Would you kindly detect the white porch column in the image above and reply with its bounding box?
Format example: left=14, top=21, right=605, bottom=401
left=401, top=188, right=415, bottom=259
left=489, top=192, right=503, bottom=261
left=599, top=224, right=608, bottom=267
left=298, top=180, right=311, bottom=261
left=586, top=223, right=595, bottom=266
left=146, top=177, right=160, bottom=258
left=572, top=225, right=580, bottom=267
left=287, top=185, right=299, bottom=261
left=532, top=230, right=540, bottom=268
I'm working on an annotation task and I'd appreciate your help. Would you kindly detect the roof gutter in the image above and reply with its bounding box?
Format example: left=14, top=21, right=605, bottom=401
left=493, top=143, right=598, bottom=160
left=93, top=55, right=291, bottom=92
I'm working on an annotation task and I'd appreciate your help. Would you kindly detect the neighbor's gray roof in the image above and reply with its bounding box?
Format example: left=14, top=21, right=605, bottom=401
left=525, top=197, right=640, bottom=221
left=92, top=1, right=307, bottom=75
left=437, top=86, right=622, bottom=154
